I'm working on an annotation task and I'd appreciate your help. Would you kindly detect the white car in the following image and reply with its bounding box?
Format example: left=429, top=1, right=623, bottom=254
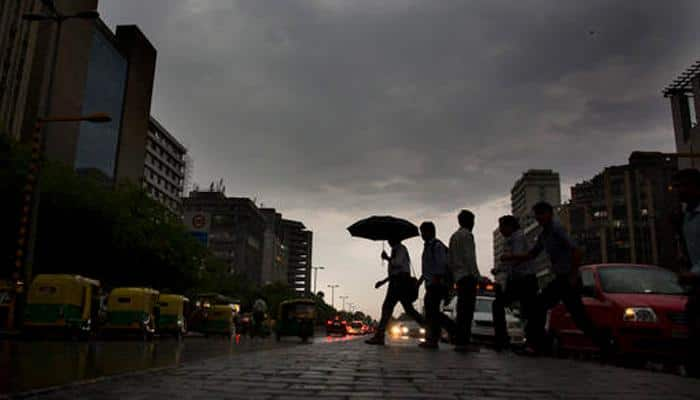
left=444, top=295, right=525, bottom=344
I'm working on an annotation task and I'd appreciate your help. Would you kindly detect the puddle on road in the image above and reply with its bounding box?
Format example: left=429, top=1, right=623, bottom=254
left=0, top=336, right=285, bottom=395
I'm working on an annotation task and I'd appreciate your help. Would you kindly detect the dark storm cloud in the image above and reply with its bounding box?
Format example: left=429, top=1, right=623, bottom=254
left=98, top=0, right=699, bottom=210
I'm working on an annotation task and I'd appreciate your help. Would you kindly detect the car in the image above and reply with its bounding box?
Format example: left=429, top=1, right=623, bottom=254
left=325, top=316, right=347, bottom=336
left=442, top=295, right=524, bottom=345
left=347, top=321, right=365, bottom=335
left=547, top=264, right=688, bottom=360
left=389, top=320, right=426, bottom=341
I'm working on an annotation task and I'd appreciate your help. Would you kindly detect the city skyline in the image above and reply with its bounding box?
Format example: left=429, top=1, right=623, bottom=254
left=98, top=0, right=700, bottom=318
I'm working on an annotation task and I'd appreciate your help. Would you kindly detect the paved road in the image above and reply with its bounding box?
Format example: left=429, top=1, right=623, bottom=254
left=12, top=336, right=700, bottom=400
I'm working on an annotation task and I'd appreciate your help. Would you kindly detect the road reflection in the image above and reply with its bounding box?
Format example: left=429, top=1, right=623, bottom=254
left=0, top=335, right=286, bottom=395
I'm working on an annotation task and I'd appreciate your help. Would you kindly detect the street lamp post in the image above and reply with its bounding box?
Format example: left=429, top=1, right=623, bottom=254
left=15, top=113, right=111, bottom=288
left=312, top=266, right=325, bottom=295
left=339, top=295, right=348, bottom=311
left=327, top=284, right=339, bottom=308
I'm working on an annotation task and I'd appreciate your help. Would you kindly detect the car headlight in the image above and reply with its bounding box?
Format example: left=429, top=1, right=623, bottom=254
left=390, top=326, right=401, bottom=336
left=419, top=328, right=426, bottom=335
left=401, top=326, right=409, bottom=334
left=623, top=307, right=657, bottom=323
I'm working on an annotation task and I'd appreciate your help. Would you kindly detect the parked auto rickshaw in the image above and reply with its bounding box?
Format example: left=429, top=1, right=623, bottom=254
left=275, top=299, right=316, bottom=342
left=103, top=287, right=160, bottom=339
left=157, top=294, right=190, bottom=339
left=23, top=274, right=101, bottom=338
left=199, top=304, right=236, bottom=338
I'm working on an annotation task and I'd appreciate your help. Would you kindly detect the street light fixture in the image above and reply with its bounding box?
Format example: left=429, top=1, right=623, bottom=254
left=312, top=266, right=325, bottom=295
left=16, top=113, right=112, bottom=291
left=339, top=295, right=349, bottom=311
left=327, top=284, right=339, bottom=308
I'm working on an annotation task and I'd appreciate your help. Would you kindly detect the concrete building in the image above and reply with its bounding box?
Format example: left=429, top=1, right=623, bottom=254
left=511, top=169, right=562, bottom=227
left=0, top=0, right=157, bottom=185
left=183, top=191, right=266, bottom=284
left=506, top=169, right=561, bottom=278
left=281, top=219, right=313, bottom=296
left=559, top=152, right=679, bottom=270
left=259, top=209, right=288, bottom=286
left=143, top=117, right=186, bottom=212
left=664, top=60, right=700, bottom=170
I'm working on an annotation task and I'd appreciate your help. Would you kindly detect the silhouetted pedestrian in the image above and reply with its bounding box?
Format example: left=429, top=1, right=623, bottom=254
left=366, top=238, right=424, bottom=345
left=448, top=210, right=480, bottom=352
left=673, top=169, right=700, bottom=377
left=418, top=222, right=456, bottom=349
left=491, top=215, right=539, bottom=350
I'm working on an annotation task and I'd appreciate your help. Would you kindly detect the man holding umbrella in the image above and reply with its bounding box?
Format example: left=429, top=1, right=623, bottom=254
left=347, top=216, right=424, bottom=346
left=365, top=236, right=424, bottom=345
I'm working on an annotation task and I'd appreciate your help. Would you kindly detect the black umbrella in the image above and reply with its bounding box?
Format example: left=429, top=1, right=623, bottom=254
left=347, top=216, right=419, bottom=242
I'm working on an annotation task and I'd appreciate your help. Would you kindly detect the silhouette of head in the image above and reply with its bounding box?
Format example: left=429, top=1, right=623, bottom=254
left=420, top=221, right=436, bottom=242
left=498, top=215, right=520, bottom=237
left=458, top=210, right=475, bottom=230
left=533, top=201, right=554, bottom=226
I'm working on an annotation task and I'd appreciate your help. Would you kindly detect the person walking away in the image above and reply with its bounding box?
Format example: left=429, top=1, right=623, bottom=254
left=252, top=296, right=268, bottom=337
left=418, top=222, right=457, bottom=349
left=673, top=169, right=700, bottom=377
left=491, top=215, right=539, bottom=351
left=502, top=202, right=604, bottom=355
left=366, top=237, right=425, bottom=345
left=448, top=210, right=481, bottom=352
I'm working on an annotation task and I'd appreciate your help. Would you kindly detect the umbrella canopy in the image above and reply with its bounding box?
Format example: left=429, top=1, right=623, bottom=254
left=347, top=216, right=419, bottom=242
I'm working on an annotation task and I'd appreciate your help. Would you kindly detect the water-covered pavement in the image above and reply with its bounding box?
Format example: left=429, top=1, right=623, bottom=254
left=0, top=334, right=309, bottom=395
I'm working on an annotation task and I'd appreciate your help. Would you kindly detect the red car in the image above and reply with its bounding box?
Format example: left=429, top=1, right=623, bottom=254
left=326, top=316, right=347, bottom=336
left=547, top=264, right=688, bottom=360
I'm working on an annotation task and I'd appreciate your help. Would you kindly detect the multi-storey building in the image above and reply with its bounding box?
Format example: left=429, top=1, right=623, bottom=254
left=183, top=191, right=266, bottom=283
left=0, top=0, right=157, bottom=185
left=559, top=152, right=679, bottom=270
left=503, top=169, right=561, bottom=279
left=664, top=60, right=700, bottom=170
left=281, top=219, right=313, bottom=296
left=143, top=117, right=186, bottom=212
left=259, top=208, right=288, bottom=286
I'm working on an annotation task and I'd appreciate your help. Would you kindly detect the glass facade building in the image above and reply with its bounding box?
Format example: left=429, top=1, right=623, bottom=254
left=74, top=26, right=127, bottom=179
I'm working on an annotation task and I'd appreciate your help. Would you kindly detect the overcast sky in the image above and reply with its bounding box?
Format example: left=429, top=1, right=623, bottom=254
left=100, top=0, right=699, bottom=319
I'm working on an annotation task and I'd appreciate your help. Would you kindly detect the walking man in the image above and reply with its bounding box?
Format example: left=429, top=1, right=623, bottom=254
left=502, top=202, right=603, bottom=354
left=366, top=237, right=424, bottom=345
left=491, top=215, right=539, bottom=350
left=673, top=169, right=700, bottom=377
left=448, top=210, right=481, bottom=352
left=418, top=222, right=456, bottom=349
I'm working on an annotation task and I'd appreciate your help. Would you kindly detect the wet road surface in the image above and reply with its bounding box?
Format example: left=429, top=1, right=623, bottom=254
left=0, top=333, right=344, bottom=395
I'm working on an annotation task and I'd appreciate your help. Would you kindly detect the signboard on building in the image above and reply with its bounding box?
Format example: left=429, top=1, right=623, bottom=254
left=185, top=212, right=211, bottom=247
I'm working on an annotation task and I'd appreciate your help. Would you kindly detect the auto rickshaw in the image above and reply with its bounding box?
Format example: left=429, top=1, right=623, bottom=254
left=199, top=304, right=236, bottom=339
left=103, top=287, right=160, bottom=339
left=275, top=299, right=316, bottom=342
left=23, top=274, right=101, bottom=338
left=188, top=293, right=237, bottom=334
left=157, top=294, right=190, bottom=339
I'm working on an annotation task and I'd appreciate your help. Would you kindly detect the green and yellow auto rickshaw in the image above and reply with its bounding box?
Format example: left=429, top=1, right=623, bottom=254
left=275, top=299, right=316, bottom=342
left=23, top=274, right=101, bottom=338
left=198, top=304, right=235, bottom=338
left=103, top=287, right=160, bottom=339
left=157, top=294, right=190, bottom=339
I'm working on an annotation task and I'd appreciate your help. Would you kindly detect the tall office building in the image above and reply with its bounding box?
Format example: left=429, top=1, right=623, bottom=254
left=259, top=208, right=288, bottom=286
left=281, top=219, right=313, bottom=296
left=664, top=60, right=700, bottom=170
left=143, top=117, right=187, bottom=212
left=183, top=191, right=266, bottom=283
left=0, top=0, right=157, bottom=185
left=559, top=152, right=679, bottom=270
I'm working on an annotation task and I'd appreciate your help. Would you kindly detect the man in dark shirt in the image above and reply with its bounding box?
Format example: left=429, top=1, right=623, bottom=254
left=502, top=202, right=602, bottom=354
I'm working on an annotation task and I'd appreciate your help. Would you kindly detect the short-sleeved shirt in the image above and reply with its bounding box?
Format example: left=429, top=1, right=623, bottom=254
left=529, top=221, right=577, bottom=276
left=500, top=230, right=537, bottom=278
left=683, top=204, right=700, bottom=275
left=388, top=243, right=411, bottom=276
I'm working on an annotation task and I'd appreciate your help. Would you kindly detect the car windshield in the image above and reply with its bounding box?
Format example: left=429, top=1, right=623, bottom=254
left=598, top=267, right=685, bottom=295
left=475, top=298, right=493, bottom=313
